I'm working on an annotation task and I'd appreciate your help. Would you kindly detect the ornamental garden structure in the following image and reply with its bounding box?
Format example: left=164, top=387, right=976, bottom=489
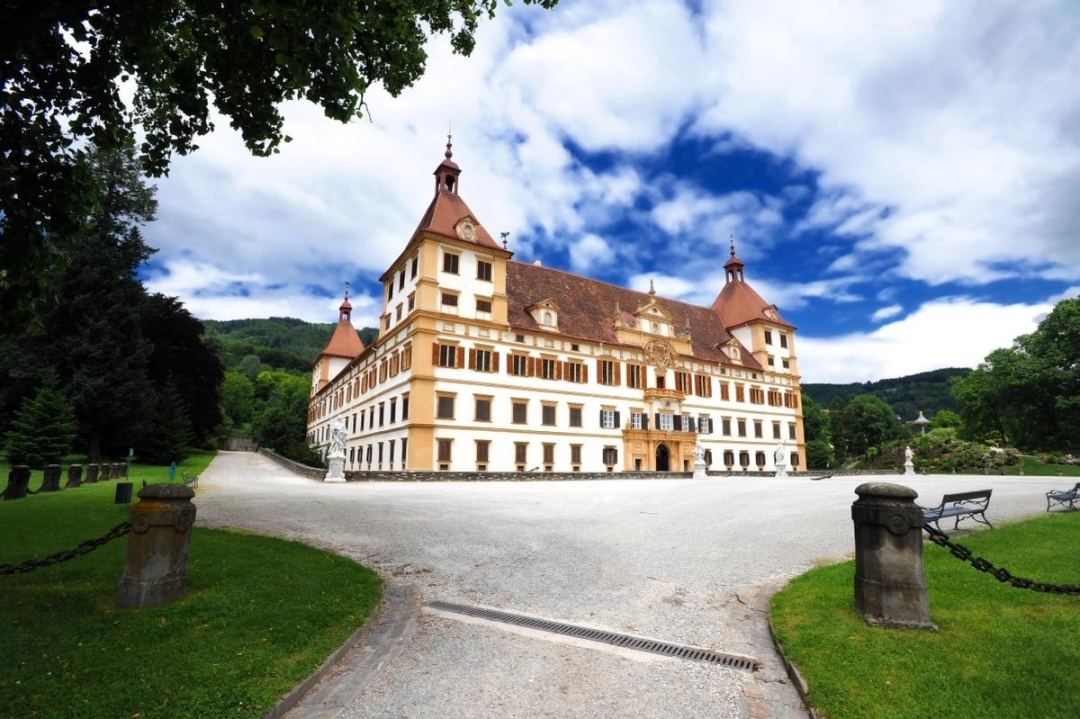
left=307, top=143, right=805, bottom=473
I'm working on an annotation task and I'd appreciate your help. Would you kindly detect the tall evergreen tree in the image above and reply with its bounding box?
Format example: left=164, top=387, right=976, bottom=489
left=3, top=377, right=77, bottom=468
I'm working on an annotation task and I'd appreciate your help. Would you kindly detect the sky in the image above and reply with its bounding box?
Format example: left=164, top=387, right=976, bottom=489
left=140, top=0, right=1080, bottom=385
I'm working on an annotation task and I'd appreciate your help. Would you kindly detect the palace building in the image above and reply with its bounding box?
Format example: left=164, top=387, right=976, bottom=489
left=307, top=142, right=805, bottom=473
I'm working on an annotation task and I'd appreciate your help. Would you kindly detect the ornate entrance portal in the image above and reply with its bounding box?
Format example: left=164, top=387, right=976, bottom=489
left=655, top=443, right=670, bottom=472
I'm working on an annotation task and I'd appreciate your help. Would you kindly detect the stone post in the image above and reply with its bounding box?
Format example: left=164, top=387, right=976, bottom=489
left=100, top=463, right=112, bottom=481
left=66, top=464, right=83, bottom=488
left=116, top=484, right=197, bottom=609
left=86, top=463, right=100, bottom=483
left=40, top=464, right=63, bottom=492
left=851, top=482, right=936, bottom=629
left=3, top=465, right=32, bottom=500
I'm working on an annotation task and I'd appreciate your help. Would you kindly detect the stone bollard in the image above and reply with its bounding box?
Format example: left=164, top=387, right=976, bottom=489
left=66, top=464, right=83, bottom=488
left=99, top=463, right=111, bottom=481
left=113, top=463, right=123, bottom=478
left=116, top=484, right=197, bottom=609
left=851, top=482, right=936, bottom=629
left=40, top=464, right=63, bottom=492
left=3, top=465, right=32, bottom=500
left=86, top=463, right=100, bottom=483
left=119, top=462, right=128, bottom=477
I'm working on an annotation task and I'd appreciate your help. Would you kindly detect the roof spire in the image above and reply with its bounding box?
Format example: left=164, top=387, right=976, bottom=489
left=445, top=124, right=453, bottom=160
left=339, top=281, right=353, bottom=321
left=434, top=133, right=461, bottom=194
left=724, top=234, right=745, bottom=284
left=649, top=279, right=656, bottom=295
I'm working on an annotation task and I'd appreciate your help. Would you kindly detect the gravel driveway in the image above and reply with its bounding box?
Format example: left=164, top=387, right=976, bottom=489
left=195, top=451, right=1066, bottom=719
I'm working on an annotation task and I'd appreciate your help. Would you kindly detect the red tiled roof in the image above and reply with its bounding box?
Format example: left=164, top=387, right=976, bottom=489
left=710, top=279, right=794, bottom=330
left=319, top=319, right=364, bottom=359
left=411, top=189, right=502, bottom=250
left=505, top=261, right=762, bottom=369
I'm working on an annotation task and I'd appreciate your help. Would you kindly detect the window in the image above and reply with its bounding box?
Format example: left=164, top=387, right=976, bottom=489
left=598, top=358, right=619, bottom=385
left=441, top=292, right=458, bottom=307
left=627, top=364, right=643, bottom=389
left=402, top=395, right=410, bottom=420
left=600, top=409, right=618, bottom=429
left=437, top=395, right=455, bottom=419
left=472, top=348, right=493, bottom=372
left=675, top=371, right=691, bottom=394
left=768, top=389, right=782, bottom=406
left=399, top=270, right=406, bottom=290
left=515, top=442, right=528, bottom=466
left=542, top=404, right=556, bottom=426
left=765, top=330, right=773, bottom=345
left=767, top=356, right=775, bottom=367
left=749, top=387, right=765, bottom=404
left=411, top=256, right=418, bottom=278
left=408, top=293, right=415, bottom=312
left=543, top=443, right=555, bottom=465
left=630, top=411, right=646, bottom=430
left=402, top=344, right=412, bottom=370
left=682, top=415, right=695, bottom=432
left=443, top=252, right=460, bottom=274
left=739, top=451, right=750, bottom=468
left=401, top=438, right=408, bottom=466
left=476, top=440, right=490, bottom=463
left=437, top=344, right=458, bottom=368
left=773, top=422, right=782, bottom=439
left=437, top=439, right=452, bottom=462
left=756, top=451, right=766, bottom=468
left=735, top=384, right=745, bottom=403
left=719, top=382, right=730, bottom=401
left=569, top=406, right=582, bottom=428
left=566, top=361, right=585, bottom=383
left=512, top=400, right=527, bottom=424
left=780, top=334, right=788, bottom=349
left=724, top=450, right=735, bottom=468
left=476, top=298, right=492, bottom=313
left=475, top=397, right=491, bottom=422
left=378, top=403, right=385, bottom=427
left=790, top=452, right=799, bottom=468
left=782, top=358, right=790, bottom=369
left=754, top=421, right=763, bottom=438
left=477, top=260, right=493, bottom=281
left=789, top=423, right=797, bottom=440
left=387, top=282, right=394, bottom=301
left=658, top=413, right=674, bottom=431
left=737, top=419, right=746, bottom=437
left=602, top=447, right=618, bottom=465
left=695, top=374, right=712, bottom=397
left=540, top=357, right=558, bottom=380
left=390, top=399, right=397, bottom=424
left=698, top=417, right=711, bottom=434
left=511, top=354, right=530, bottom=376
left=571, top=444, right=582, bottom=465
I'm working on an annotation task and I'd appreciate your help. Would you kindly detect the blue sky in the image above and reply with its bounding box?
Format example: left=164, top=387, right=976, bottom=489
left=140, top=0, right=1080, bottom=384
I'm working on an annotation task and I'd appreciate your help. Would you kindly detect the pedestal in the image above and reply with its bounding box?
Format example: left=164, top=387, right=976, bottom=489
left=851, top=482, right=935, bottom=629
left=904, top=460, right=915, bottom=476
left=325, top=455, right=346, bottom=482
left=775, top=462, right=789, bottom=478
left=116, top=483, right=197, bottom=609
left=693, top=460, right=707, bottom=479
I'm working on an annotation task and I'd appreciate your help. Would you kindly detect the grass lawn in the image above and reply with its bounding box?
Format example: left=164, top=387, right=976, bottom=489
left=1001, top=455, right=1080, bottom=477
left=1, top=453, right=383, bottom=719
left=771, top=511, right=1080, bottom=719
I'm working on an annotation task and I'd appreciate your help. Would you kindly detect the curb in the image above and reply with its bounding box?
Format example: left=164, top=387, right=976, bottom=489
left=766, top=616, right=819, bottom=719
left=266, top=582, right=419, bottom=719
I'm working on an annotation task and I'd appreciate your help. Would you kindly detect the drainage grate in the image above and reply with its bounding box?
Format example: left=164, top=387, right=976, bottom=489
left=427, top=600, right=759, bottom=671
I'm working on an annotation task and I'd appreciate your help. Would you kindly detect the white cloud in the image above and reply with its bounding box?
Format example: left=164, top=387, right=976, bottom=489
left=568, top=233, right=612, bottom=273
left=870, top=304, right=904, bottom=322
left=797, top=297, right=1052, bottom=383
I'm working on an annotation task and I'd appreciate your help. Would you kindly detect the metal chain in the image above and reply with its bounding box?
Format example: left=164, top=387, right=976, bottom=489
left=0, top=521, right=132, bottom=576
left=923, top=523, right=1080, bottom=595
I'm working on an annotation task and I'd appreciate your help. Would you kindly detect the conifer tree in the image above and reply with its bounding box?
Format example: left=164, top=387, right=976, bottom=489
left=4, top=377, right=77, bottom=468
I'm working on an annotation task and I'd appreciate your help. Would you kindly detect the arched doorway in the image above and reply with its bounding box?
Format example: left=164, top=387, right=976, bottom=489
left=655, top=443, right=670, bottom=471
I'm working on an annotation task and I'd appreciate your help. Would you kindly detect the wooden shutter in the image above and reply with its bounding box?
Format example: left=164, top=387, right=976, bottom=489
left=432, top=343, right=440, bottom=365
left=613, top=362, right=621, bottom=386
left=674, top=415, right=682, bottom=431
left=492, top=352, right=500, bottom=372
left=599, top=409, right=605, bottom=427
left=582, top=363, right=589, bottom=383
left=614, top=411, right=621, bottom=429
left=469, top=348, right=476, bottom=370
left=527, top=356, right=536, bottom=377
left=456, top=347, right=465, bottom=368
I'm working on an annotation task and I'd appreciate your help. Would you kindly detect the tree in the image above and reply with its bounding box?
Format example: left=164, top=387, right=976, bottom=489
left=931, top=408, right=962, bottom=430
left=1, top=0, right=558, bottom=329
left=141, top=293, right=225, bottom=443
left=220, top=370, right=256, bottom=434
left=829, top=394, right=906, bottom=463
left=3, top=377, right=78, bottom=468
left=251, top=370, right=317, bottom=463
left=134, top=383, right=195, bottom=465
left=952, top=297, right=1080, bottom=451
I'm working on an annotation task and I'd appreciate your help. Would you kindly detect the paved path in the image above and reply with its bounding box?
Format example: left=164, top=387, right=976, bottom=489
left=196, top=452, right=1066, bottom=719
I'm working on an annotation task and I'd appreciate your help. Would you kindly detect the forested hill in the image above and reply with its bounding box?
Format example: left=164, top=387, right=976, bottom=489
left=802, top=367, right=971, bottom=420
left=203, top=317, right=378, bottom=373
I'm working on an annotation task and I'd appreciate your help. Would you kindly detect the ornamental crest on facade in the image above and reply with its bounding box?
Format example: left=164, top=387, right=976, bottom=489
left=644, top=339, right=676, bottom=371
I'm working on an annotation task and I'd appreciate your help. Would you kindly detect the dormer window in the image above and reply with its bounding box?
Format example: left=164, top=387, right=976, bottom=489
left=526, top=299, right=560, bottom=331
left=543, top=312, right=553, bottom=327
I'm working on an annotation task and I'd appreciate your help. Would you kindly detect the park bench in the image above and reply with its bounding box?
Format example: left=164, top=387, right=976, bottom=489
left=919, top=489, right=993, bottom=532
left=1045, top=482, right=1080, bottom=512
left=181, top=471, right=199, bottom=488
